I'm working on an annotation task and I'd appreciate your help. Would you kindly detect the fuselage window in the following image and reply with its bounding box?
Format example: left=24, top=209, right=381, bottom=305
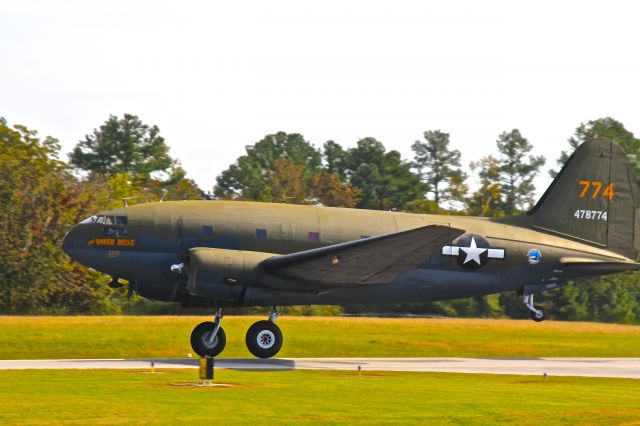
left=308, top=232, right=320, bottom=243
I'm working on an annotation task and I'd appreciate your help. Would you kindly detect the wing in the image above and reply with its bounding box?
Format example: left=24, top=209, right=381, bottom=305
left=261, top=225, right=465, bottom=287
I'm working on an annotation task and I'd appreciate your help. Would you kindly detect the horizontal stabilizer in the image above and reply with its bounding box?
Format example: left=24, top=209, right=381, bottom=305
left=559, top=256, right=640, bottom=276
left=261, top=225, right=465, bottom=286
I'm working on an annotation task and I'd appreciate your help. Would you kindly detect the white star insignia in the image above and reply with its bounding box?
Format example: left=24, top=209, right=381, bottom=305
left=459, top=237, right=487, bottom=265
left=441, top=236, right=505, bottom=266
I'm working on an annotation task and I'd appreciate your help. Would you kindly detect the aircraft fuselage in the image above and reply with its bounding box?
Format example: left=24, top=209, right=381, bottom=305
left=62, top=200, right=634, bottom=307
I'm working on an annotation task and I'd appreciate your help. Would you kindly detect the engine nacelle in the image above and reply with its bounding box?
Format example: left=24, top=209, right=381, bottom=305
left=185, top=248, right=275, bottom=301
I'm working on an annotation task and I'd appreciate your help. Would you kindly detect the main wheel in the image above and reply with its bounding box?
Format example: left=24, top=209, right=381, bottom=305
left=190, top=321, right=227, bottom=357
left=245, top=320, right=283, bottom=359
left=530, top=306, right=545, bottom=322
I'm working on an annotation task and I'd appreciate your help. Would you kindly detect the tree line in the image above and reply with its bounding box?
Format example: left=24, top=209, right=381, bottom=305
left=1, top=114, right=639, bottom=323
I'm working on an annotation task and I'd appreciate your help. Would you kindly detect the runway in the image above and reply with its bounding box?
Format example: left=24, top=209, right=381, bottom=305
left=1, top=357, right=639, bottom=379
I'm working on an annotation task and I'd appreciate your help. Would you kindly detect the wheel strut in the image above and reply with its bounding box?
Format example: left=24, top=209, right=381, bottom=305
left=268, top=305, right=280, bottom=323
left=524, top=293, right=545, bottom=322
left=207, top=308, right=223, bottom=345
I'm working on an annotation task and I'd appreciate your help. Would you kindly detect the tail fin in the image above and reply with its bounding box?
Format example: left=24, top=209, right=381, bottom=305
left=526, top=138, right=640, bottom=259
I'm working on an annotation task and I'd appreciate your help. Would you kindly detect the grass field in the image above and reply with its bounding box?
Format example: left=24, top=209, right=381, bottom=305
left=0, top=369, right=639, bottom=426
left=1, top=316, right=639, bottom=359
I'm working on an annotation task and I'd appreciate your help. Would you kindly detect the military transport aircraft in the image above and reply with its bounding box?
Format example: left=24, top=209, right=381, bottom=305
left=62, top=138, right=640, bottom=358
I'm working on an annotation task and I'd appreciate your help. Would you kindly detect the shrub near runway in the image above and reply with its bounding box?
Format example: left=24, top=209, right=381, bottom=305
left=0, top=369, right=639, bottom=426
left=1, top=316, right=640, bottom=359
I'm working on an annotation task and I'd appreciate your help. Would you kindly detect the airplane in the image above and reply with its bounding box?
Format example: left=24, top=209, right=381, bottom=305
left=62, top=138, right=640, bottom=358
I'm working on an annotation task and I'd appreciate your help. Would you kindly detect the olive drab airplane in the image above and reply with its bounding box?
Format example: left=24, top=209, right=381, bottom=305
left=63, top=138, right=640, bottom=358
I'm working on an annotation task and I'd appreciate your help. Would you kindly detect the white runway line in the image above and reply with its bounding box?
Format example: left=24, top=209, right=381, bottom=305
left=0, top=358, right=638, bottom=379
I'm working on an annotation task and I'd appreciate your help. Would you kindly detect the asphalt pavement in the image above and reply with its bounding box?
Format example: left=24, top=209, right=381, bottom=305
left=0, top=357, right=638, bottom=378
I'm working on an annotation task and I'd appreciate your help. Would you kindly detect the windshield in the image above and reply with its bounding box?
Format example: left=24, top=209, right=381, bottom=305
left=80, top=215, right=105, bottom=224
left=79, top=214, right=128, bottom=226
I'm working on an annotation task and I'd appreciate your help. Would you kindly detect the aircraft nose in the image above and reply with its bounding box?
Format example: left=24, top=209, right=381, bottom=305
left=62, top=224, right=81, bottom=257
left=62, top=231, right=70, bottom=254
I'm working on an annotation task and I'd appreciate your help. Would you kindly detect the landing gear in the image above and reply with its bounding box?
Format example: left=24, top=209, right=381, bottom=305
left=190, top=308, right=227, bottom=357
left=245, top=306, right=283, bottom=359
left=524, top=293, right=546, bottom=322
left=190, top=306, right=285, bottom=359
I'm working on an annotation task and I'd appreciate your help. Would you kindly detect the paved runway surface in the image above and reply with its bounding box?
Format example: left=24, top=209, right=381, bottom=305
left=0, top=358, right=638, bottom=378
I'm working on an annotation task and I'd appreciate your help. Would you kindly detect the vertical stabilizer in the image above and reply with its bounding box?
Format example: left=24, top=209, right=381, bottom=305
left=526, top=138, right=640, bottom=259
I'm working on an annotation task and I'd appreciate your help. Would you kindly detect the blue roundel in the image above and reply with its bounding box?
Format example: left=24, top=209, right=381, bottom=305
left=527, top=249, right=542, bottom=265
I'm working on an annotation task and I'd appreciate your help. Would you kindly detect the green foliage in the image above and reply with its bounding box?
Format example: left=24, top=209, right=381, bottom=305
left=551, top=117, right=640, bottom=181
left=322, top=140, right=348, bottom=178
left=69, top=113, right=173, bottom=178
left=69, top=114, right=202, bottom=203
left=0, top=118, right=115, bottom=314
left=215, top=133, right=415, bottom=210
left=495, top=129, right=545, bottom=215
left=545, top=274, right=640, bottom=324
left=345, top=137, right=425, bottom=210
left=215, top=132, right=322, bottom=200
left=468, top=155, right=504, bottom=217
left=411, top=130, right=464, bottom=206
left=467, top=130, right=544, bottom=216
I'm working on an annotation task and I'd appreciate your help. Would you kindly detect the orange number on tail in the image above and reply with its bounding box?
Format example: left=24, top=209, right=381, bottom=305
left=603, top=183, right=614, bottom=201
left=578, top=181, right=614, bottom=200
left=578, top=180, right=590, bottom=198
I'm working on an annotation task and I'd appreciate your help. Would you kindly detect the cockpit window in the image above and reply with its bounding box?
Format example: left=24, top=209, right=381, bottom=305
left=102, top=216, right=128, bottom=236
left=81, top=215, right=105, bottom=224
left=103, top=226, right=128, bottom=236
left=80, top=214, right=128, bottom=236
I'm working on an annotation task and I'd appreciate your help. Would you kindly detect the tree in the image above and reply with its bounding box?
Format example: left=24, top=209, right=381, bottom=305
left=215, top=132, right=321, bottom=200
left=323, top=140, right=349, bottom=179
left=69, top=114, right=173, bottom=178
left=0, top=118, right=116, bottom=314
left=266, top=158, right=308, bottom=204
left=345, top=138, right=425, bottom=210
left=411, top=130, right=464, bottom=206
left=70, top=114, right=202, bottom=203
left=550, top=117, right=640, bottom=180
left=309, top=170, right=361, bottom=208
left=468, top=155, right=503, bottom=217
left=495, top=129, right=545, bottom=215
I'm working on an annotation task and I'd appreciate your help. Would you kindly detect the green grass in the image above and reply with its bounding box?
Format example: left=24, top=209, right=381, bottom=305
left=1, top=316, right=640, bottom=359
left=0, top=369, right=639, bottom=425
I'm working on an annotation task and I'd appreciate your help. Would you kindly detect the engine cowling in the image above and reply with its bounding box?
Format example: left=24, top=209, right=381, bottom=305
left=185, top=248, right=275, bottom=301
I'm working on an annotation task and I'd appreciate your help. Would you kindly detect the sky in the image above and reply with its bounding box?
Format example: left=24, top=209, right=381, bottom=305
left=3, top=1, right=640, bottom=197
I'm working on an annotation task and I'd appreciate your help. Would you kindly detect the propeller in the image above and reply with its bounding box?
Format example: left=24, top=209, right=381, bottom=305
left=108, top=276, right=137, bottom=299
left=127, top=280, right=137, bottom=300
left=108, top=277, right=124, bottom=289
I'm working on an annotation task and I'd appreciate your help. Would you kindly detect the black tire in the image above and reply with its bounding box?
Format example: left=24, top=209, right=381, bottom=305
left=245, top=320, right=283, bottom=359
left=530, top=306, right=545, bottom=322
left=190, top=321, right=227, bottom=357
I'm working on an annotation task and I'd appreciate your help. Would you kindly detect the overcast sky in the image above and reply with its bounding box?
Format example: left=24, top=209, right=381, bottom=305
left=3, top=1, right=640, bottom=197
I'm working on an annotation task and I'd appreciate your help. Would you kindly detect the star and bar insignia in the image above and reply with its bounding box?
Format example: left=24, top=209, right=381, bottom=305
left=441, top=234, right=506, bottom=270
